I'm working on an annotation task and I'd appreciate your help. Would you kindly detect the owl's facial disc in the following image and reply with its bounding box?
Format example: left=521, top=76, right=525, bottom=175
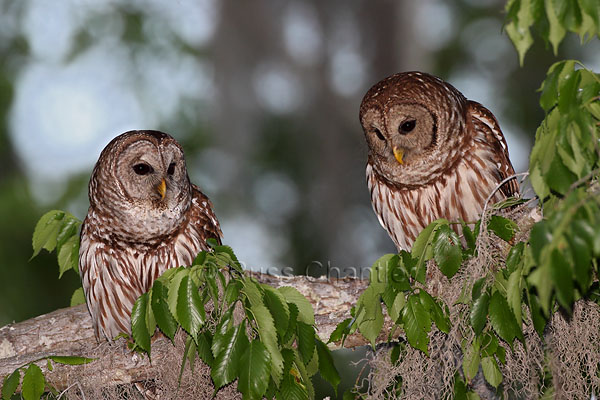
left=115, top=140, right=188, bottom=208
left=387, top=104, right=436, bottom=165
left=132, top=161, right=166, bottom=201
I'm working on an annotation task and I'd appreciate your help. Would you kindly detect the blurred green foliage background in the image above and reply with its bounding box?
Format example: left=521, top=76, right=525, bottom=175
left=0, top=0, right=598, bottom=336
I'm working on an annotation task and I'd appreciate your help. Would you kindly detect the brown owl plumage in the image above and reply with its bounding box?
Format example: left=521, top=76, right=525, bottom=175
left=79, top=130, right=222, bottom=341
left=360, top=72, right=518, bottom=251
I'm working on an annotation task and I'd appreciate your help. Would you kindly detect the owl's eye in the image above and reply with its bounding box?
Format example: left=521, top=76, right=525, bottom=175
left=167, top=162, right=176, bottom=175
left=399, top=120, right=416, bottom=134
left=373, top=128, right=385, bottom=141
left=133, top=163, right=153, bottom=175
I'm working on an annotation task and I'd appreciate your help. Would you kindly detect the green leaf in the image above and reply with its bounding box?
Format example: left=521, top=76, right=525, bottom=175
left=471, top=277, right=486, bottom=301
left=55, top=214, right=80, bottom=248
left=2, top=369, right=20, bottom=400
left=454, top=373, right=468, bottom=400
left=528, top=263, right=553, bottom=316
left=167, top=267, right=187, bottom=317
left=496, top=343, right=507, bottom=365
left=22, top=364, right=45, bottom=400
left=131, top=292, right=151, bottom=354
left=506, top=242, right=525, bottom=274
left=527, top=288, right=547, bottom=337
left=213, top=307, right=234, bottom=349
left=568, top=226, right=593, bottom=291
left=328, top=318, right=352, bottom=344
left=387, top=291, right=407, bottom=324
left=546, top=0, right=567, bottom=53
left=283, top=303, right=299, bottom=346
left=370, top=254, right=397, bottom=293
left=263, top=286, right=290, bottom=338
left=488, top=216, right=518, bottom=242
left=390, top=343, right=402, bottom=365
left=290, top=348, right=315, bottom=399
left=530, top=165, right=549, bottom=199
left=213, top=244, right=243, bottom=273
left=197, top=332, right=214, bottom=367
left=212, top=321, right=249, bottom=389
left=57, top=235, right=79, bottom=278
left=461, top=222, right=476, bottom=252
left=558, top=66, right=581, bottom=114
left=154, top=265, right=180, bottom=285
left=504, top=0, right=534, bottom=65
left=529, top=221, right=552, bottom=264
left=388, top=255, right=411, bottom=292
left=547, top=155, right=577, bottom=194
left=467, top=392, right=482, bottom=400
left=151, top=280, right=178, bottom=340
left=506, top=267, right=523, bottom=326
left=48, top=355, right=96, bottom=365
left=540, top=62, right=561, bottom=111
left=296, top=322, right=316, bottom=364
left=281, top=348, right=295, bottom=378
left=580, top=0, right=600, bottom=27
left=399, top=251, right=421, bottom=283
left=224, top=280, right=242, bottom=305
left=463, top=340, right=480, bottom=382
left=278, top=371, right=308, bottom=400
left=343, top=390, right=356, bottom=400
left=356, top=286, right=384, bottom=347
left=549, top=248, right=574, bottom=311
left=479, top=333, right=499, bottom=358
left=402, top=294, right=431, bottom=354
left=176, top=275, right=205, bottom=338
left=411, top=219, right=448, bottom=283
left=418, top=290, right=449, bottom=333
left=481, top=356, right=503, bottom=388
left=432, top=225, right=462, bottom=278
left=70, top=287, right=86, bottom=307
left=205, top=275, right=220, bottom=310
left=277, top=286, right=315, bottom=325
left=489, top=291, right=523, bottom=346
left=316, top=340, right=341, bottom=395
left=304, top=346, right=319, bottom=377
left=244, top=281, right=284, bottom=384
left=238, top=340, right=271, bottom=400
left=31, top=210, right=66, bottom=258
left=179, top=336, right=197, bottom=382
left=471, top=291, right=490, bottom=335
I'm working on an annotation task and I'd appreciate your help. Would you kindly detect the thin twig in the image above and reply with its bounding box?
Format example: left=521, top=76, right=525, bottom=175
left=476, top=172, right=530, bottom=253
left=566, top=167, right=600, bottom=196
left=57, top=381, right=86, bottom=400
left=480, top=172, right=530, bottom=222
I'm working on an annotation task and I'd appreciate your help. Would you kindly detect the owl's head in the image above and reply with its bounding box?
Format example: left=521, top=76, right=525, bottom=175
left=89, top=130, right=193, bottom=240
left=360, top=71, right=469, bottom=186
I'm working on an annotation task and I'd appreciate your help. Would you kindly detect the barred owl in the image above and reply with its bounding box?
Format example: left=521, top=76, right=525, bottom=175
left=360, top=72, right=518, bottom=251
left=79, top=130, right=222, bottom=341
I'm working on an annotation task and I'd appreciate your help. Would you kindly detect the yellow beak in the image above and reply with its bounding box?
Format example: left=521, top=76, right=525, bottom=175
left=157, top=178, right=166, bottom=200
left=393, top=146, right=404, bottom=165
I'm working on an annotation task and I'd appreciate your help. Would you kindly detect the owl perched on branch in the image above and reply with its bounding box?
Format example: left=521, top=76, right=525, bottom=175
left=79, top=131, right=222, bottom=341
left=360, top=72, right=518, bottom=251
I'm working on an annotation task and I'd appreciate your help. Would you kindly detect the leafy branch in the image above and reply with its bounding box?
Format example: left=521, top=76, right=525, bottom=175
left=333, top=5, right=600, bottom=394
left=129, top=241, right=341, bottom=399
left=505, top=0, right=600, bottom=64
left=9, top=211, right=341, bottom=400
left=2, top=356, right=95, bottom=400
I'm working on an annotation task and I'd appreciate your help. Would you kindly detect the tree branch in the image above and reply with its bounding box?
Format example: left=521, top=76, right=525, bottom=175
left=0, top=272, right=373, bottom=392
